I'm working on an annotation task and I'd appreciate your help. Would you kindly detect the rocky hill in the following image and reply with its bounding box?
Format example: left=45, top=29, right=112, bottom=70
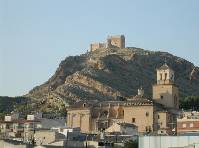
left=27, top=47, right=199, bottom=108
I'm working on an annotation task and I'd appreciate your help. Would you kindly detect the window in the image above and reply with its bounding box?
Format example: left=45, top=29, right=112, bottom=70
left=145, top=126, right=148, bottom=132
left=165, top=73, right=167, bottom=80
left=149, top=126, right=152, bottom=132
left=132, top=118, right=135, bottom=123
left=145, top=126, right=151, bottom=132
left=182, top=123, right=186, bottom=128
left=83, top=103, right=86, bottom=107
left=146, top=112, right=149, bottom=117
left=190, top=123, right=194, bottom=128
left=158, top=115, right=160, bottom=119
left=161, top=95, right=164, bottom=99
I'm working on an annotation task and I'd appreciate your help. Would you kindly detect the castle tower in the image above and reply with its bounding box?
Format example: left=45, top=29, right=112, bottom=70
left=153, top=63, right=179, bottom=109
left=107, top=35, right=125, bottom=48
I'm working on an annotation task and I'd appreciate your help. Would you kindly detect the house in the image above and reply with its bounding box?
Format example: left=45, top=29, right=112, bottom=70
left=177, top=111, right=199, bottom=135
left=51, top=127, right=80, bottom=139
left=105, top=122, right=138, bottom=135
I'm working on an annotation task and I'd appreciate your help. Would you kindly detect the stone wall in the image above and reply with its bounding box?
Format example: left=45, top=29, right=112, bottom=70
left=107, top=35, right=125, bottom=49
left=67, top=109, right=91, bottom=133
left=90, top=35, right=125, bottom=52
left=153, top=84, right=179, bottom=108
left=90, top=43, right=106, bottom=52
left=123, top=105, right=154, bottom=133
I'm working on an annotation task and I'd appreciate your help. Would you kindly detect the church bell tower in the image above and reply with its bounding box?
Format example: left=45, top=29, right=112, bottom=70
left=153, top=63, right=179, bottom=109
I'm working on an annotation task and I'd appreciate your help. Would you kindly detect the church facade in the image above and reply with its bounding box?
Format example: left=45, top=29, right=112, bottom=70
left=67, top=64, right=181, bottom=134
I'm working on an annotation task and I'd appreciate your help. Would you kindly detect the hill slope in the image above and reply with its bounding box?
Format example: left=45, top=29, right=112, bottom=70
left=26, top=47, right=199, bottom=107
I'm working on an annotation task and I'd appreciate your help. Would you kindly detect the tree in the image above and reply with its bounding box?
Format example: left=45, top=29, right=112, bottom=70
left=123, top=140, right=138, bottom=148
left=180, top=96, right=199, bottom=111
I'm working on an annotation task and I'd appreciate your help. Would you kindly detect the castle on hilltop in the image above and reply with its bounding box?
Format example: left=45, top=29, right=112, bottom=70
left=90, top=35, right=125, bottom=52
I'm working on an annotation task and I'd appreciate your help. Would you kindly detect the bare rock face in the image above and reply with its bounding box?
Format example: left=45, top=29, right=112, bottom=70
left=27, top=47, right=199, bottom=106
left=190, top=67, right=199, bottom=81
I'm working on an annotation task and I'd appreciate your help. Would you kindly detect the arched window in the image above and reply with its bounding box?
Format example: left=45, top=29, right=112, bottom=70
left=146, top=112, right=149, bottom=117
left=165, top=73, right=167, bottom=80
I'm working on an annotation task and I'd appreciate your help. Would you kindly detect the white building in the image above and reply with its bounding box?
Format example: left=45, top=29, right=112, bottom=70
left=139, top=136, right=199, bottom=148
left=51, top=127, right=80, bottom=138
left=105, top=122, right=138, bottom=136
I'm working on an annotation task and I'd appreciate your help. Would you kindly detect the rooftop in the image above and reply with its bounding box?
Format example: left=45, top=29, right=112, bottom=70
left=117, top=122, right=137, bottom=128
left=67, top=98, right=154, bottom=110
left=158, top=63, right=173, bottom=71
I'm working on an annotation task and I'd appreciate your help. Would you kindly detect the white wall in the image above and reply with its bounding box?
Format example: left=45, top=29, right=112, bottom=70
left=0, top=140, right=27, bottom=148
left=4, top=116, right=12, bottom=121
left=139, top=136, right=199, bottom=148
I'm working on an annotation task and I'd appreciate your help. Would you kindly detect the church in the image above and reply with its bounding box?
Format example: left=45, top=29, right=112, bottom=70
left=67, top=63, right=181, bottom=134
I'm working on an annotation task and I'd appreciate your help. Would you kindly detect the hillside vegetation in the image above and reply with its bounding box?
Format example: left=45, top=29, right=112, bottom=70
left=0, top=96, right=29, bottom=119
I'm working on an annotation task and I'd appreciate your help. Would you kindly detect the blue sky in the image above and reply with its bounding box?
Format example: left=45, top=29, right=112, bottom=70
left=0, top=0, right=199, bottom=96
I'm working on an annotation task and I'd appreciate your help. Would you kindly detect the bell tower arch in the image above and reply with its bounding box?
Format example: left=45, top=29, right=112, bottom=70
left=157, top=63, right=174, bottom=85
left=153, top=63, right=179, bottom=109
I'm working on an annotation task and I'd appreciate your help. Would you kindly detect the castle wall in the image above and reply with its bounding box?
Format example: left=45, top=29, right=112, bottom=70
left=90, top=43, right=106, bottom=52
left=90, top=35, right=125, bottom=52
left=107, top=35, right=125, bottom=49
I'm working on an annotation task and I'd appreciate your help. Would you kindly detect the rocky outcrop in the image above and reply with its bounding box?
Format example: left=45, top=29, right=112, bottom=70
left=69, top=72, right=121, bottom=97
left=190, top=67, right=199, bottom=81
left=27, top=47, right=199, bottom=106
